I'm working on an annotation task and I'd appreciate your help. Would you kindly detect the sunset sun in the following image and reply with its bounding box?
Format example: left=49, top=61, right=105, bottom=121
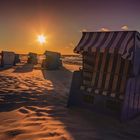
left=37, top=35, right=46, bottom=44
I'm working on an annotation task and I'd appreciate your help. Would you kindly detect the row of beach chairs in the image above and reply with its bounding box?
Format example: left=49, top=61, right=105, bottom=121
left=28, top=51, right=62, bottom=69
left=0, top=51, right=62, bottom=70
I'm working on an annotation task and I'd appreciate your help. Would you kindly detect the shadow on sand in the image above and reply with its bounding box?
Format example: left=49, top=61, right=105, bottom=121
left=0, top=65, right=140, bottom=140
left=0, top=66, right=72, bottom=111
left=42, top=66, right=73, bottom=90
left=0, top=65, right=14, bottom=71
left=13, top=64, right=34, bottom=73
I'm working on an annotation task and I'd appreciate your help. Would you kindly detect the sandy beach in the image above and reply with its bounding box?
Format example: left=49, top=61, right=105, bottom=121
left=0, top=63, right=140, bottom=140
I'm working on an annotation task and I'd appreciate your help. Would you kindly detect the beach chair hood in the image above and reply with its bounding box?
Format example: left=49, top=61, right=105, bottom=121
left=74, top=31, right=140, bottom=76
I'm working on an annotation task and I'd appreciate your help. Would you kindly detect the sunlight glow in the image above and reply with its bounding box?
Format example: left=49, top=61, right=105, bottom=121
left=37, top=35, right=46, bottom=44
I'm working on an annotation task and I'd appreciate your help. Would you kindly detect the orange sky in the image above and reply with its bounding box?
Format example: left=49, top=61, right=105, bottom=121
left=0, top=17, right=80, bottom=54
left=0, top=0, right=140, bottom=54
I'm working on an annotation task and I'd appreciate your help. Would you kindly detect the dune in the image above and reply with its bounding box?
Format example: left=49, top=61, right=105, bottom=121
left=0, top=63, right=140, bottom=140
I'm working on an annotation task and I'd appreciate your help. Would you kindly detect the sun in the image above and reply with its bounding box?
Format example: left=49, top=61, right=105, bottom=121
left=37, top=35, right=46, bottom=44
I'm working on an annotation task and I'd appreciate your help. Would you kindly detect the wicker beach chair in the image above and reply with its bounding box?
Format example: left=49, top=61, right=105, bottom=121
left=27, top=52, right=38, bottom=65
left=0, top=51, right=15, bottom=67
left=42, top=51, right=62, bottom=70
left=68, top=31, right=140, bottom=121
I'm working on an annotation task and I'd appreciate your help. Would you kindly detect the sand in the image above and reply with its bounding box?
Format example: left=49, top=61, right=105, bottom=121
left=0, top=63, right=140, bottom=140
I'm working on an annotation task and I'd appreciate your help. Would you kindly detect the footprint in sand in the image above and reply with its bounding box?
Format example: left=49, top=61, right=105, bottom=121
left=46, top=132, right=61, bottom=137
left=4, top=129, right=26, bottom=138
left=18, top=107, right=30, bottom=114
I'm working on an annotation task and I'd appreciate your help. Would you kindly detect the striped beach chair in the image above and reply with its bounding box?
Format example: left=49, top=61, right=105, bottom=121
left=67, top=31, right=140, bottom=120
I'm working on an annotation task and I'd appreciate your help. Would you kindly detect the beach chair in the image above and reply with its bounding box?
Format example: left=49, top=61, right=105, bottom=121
left=67, top=31, right=140, bottom=121
left=27, top=52, right=38, bottom=65
left=0, top=51, right=15, bottom=68
left=14, top=54, right=20, bottom=65
left=42, top=51, right=62, bottom=70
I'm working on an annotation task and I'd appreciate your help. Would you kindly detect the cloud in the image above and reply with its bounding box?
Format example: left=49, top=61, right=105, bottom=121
left=79, top=29, right=87, bottom=32
left=121, top=25, right=128, bottom=30
left=99, top=28, right=110, bottom=32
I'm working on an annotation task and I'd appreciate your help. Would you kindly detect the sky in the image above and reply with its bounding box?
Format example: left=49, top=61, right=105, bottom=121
left=0, top=0, right=140, bottom=54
